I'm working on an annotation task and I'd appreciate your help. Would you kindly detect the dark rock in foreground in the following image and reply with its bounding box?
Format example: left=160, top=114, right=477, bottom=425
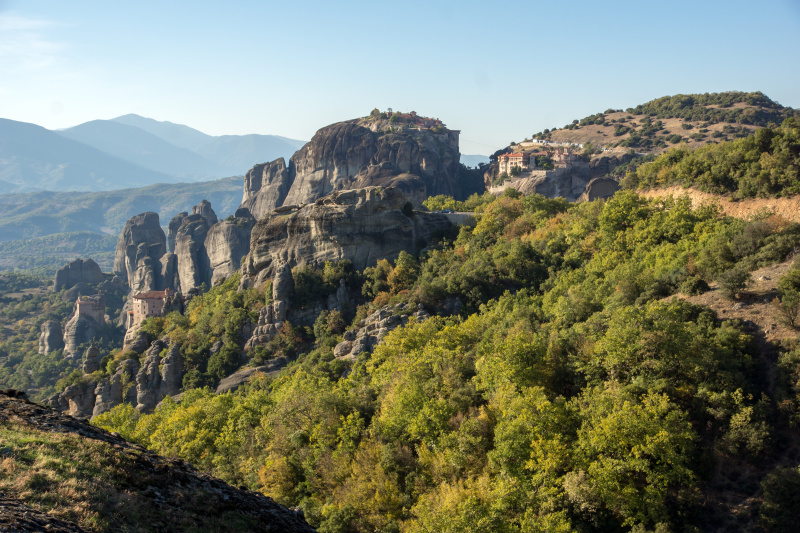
left=0, top=390, right=317, bottom=533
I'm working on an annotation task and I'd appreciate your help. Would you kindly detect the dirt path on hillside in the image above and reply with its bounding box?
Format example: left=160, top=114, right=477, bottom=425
left=639, top=187, right=800, bottom=223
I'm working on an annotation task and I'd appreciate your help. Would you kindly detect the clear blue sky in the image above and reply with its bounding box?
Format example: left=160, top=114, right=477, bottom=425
left=1, top=0, right=799, bottom=155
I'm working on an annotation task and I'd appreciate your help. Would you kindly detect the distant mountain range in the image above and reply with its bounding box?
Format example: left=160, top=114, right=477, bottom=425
left=460, top=154, right=490, bottom=168
left=0, top=176, right=244, bottom=241
left=0, top=114, right=306, bottom=192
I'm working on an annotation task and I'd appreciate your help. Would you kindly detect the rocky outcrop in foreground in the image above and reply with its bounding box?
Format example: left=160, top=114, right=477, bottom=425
left=241, top=186, right=451, bottom=287
left=0, top=390, right=317, bottom=533
left=241, top=115, right=463, bottom=219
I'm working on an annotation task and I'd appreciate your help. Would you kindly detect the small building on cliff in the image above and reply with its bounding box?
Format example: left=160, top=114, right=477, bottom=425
left=127, top=289, right=180, bottom=330
left=498, top=152, right=536, bottom=175
left=75, top=294, right=105, bottom=325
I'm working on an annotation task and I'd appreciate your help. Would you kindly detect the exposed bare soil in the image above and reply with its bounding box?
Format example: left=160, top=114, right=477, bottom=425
left=671, top=257, right=798, bottom=345
left=547, top=110, right=758, bottom=153
left=639, top=187, right=800, bottom=224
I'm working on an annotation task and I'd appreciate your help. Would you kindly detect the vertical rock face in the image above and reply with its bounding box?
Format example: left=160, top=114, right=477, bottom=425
left=206, top=208, right=256, bottom=285
left=175, top=214, right=211, bottom=293
left=92, top=357, right=140, bottom=418
left=243, top=264, right=293, bottom=351
left=62, top=380, right=97, bottom=418
left=240, top=116, right=462, bottom=220
left=577, top=177, right=621, bottom=202
left=82, top=344, right=101, bottom=374
left=136, top=340, right=167, bottom=413
left=168, top=212, right=189, bottom=253
left=241, top=159, right=292, bottom=220
left=158, top=344, right=183, bottom=398
left=54, top=258, right=104, bottom=292
left=63, top=314, right=98, bottom=357
left=133, top=340, right=183, bottom=413
left=38, top=320, right=64, bottom=354
left=241, top=186, right=451, bottom=286
left=160, top=253, right=180, bottom=292
left=114, top=212, right=167, bottom=290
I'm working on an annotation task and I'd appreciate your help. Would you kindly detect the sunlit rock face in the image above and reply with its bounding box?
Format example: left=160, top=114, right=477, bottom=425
left=241, top=116, right=462, bottom=220
left=240, top=186, right=451, bottom=286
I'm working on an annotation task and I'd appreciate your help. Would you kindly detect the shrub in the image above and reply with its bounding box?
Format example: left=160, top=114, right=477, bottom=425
left=680, top=276, right=710, bottom=295
left=718, top=265, right=752, bottom=299
left=759, top=466, right=800, bottom=532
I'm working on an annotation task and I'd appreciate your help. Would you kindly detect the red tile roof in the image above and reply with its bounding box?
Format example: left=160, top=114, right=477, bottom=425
left=133, top=290, right=171, bottom=300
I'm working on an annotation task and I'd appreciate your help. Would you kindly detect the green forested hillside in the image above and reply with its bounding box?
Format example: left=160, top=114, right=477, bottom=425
left=0, top=176, right=243, bottom=241
left=94, top=189, right=800, bottom=533
left=0, top=232, right=118, bottom=274
left=628, top=91, right=799, bottom=125
left=543, top=92, right=798, bottom=152
left=0, top=272, right=126, bottom=399
left=624, top=118, right=800, bottom=197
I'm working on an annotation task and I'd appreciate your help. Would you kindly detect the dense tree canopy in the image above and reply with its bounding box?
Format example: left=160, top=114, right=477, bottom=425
left=94, top=183, right=800, bottom=532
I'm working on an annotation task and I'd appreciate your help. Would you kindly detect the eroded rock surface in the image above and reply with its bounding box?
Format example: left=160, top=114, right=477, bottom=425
left=206, top=207, right=256, bottom=285
left=54, top=258, right=103, bottom=292
left=63, top=314, right=98, bottom=357
left=175, top=214, right=211, bottom=293
left=192, top=199, right=218, bottom=226
left=114, top=212, right=167, bottom=291
left=81, top=343, right=101, bottom=374
left=242, top=116, right=462, bottom=220
left=334, top=303, right=430, bottom=360
left=168, top=212, right=189, bottom=253
left=241, top=186, right=451, bottom=286
left=38, top=320, right=64, bottom=354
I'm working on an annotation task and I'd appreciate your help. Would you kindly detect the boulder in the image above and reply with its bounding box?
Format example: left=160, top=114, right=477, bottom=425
left=127, top=331, right=151, bottom=353
left=62, top=380, right=97, bottom=418
left=215, top=359, right=287, bottom=395
left=192, top=199, right=218, bottom=226
left=334, top=303, right=430, bottom=360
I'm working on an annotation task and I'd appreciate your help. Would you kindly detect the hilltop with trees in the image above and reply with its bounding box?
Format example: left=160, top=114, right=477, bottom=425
left=533, top=91, right=798, bottom=153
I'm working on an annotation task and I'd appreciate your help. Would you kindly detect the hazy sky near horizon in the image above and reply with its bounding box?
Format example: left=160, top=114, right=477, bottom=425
left=1, top=0, right=799, bottom=155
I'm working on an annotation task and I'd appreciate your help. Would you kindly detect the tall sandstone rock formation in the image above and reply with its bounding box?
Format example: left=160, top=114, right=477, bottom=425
left=241, top=186, right=451, bottom=286
left=241, top=116, right=463, bottom=220
left=38, top=320, right=64, bottom=354
left=174, top=213, right=212, bottom=293
left=54, top=258, right=103, bottom=291
left=114, top=212, right=168, bottom=294
left=206, top=207, right=256, bottom=285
